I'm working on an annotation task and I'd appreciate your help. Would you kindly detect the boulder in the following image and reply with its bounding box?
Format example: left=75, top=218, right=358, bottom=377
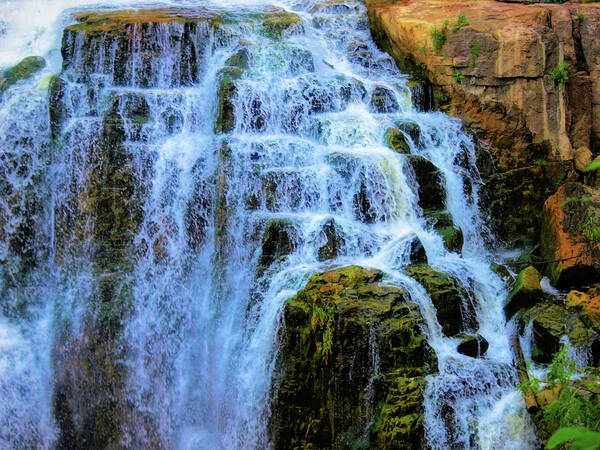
left=408, top=234, right=427, bottom=264
left=541, top=182, right=600, bottom=288
left=574, top=146, right=593, bottom=172
left=566, top=287, right=600, bottom=332
left=456, top=334, right=489, bottom=358
left=0, top=56, right=46, bottom=93
left=396, top=121, right=422, bottom=146
left=405, top=264, right=476, bottom=336
left=271, top=266, right=436, bottom=449
left=257, top=219, right=298, bottom=275
left=317, top=219, right=345, bottom=261
left=405, top=155, right=446, bottom=212
left=225, top=47, right=250, bottom=69
left=385, top=127, right=410, bottom=154
left=370, top=85, right=399, bottom=113
left=504, top=266, right=543, bottom=320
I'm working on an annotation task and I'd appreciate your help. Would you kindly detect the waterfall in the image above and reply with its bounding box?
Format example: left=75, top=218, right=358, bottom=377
left=0, top=0, right=540, bottom=448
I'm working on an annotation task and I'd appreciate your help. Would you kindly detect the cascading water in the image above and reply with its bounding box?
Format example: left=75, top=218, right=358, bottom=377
left=0, top=0, right=541, bottom=448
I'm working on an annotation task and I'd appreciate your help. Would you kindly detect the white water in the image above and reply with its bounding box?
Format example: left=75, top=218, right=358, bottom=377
left=0, top=0, right=540, bottom=448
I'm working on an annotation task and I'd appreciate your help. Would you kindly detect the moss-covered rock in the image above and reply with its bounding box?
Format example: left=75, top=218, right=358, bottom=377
left=541, top=182, right=600, bottom=288
left=262, top=11, right=303, bottom=39
left=215, top=70, right=239, bottom=134
left=407, top=233, right=427, bottom=264
left=370, top=85, right=399, bottom=113
left=0, top=56, right=46, bottom=93
left=405, top=155, right=446, bottom=212
left=405, top=264, right=476, bottom=336
left=504, top=266, right=543, bottom=320
left=566, top=287, right=600, bottom=333
left=396, top=121, right=421, bottom=147
left=225, top=47, right=251, bottom=69
left=271, top=266, right=436, bottom=449
left=385, top=127, right=410, bottom=154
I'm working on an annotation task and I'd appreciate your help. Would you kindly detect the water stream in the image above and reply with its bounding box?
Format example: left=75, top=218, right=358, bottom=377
left=0, top=0, right=539, bottom=448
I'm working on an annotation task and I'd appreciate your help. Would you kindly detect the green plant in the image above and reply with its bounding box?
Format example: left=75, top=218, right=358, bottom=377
left=470, top=38, right=480, bottom=68
left=584, top=158, right=600, bottom=172
left=547, top=347, right=575, bottom=386
left=576, top=13, right=585, bottom=21
left=452, top=13, right=469, bottom=33
left=551, top=62, right=570, bottom=84
left=430, top=20, right=449, bottom=53
left=582, top=212, right=600, bottom=243
left=453, top=70, right=464, bottom=83
left=311, top=305, right=335, bottom=364
left=547, top=427, right=600, bottom=450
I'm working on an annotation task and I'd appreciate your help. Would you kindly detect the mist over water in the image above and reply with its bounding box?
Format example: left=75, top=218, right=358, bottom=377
left=0, top=0, right=540, bottom=448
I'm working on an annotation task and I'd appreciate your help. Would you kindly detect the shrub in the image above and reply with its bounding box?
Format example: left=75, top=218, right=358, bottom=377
left=453, top=70, right=464, bottom=83
left=551, top=62, right=569, bottom=84
left=470, top=38, right=480, bottom=68
left=452, top=13, right=470, bottom=33
left=430, top=20, right=449, bottom=53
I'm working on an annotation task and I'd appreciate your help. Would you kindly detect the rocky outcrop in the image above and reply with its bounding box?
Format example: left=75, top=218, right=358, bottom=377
left=271, top=266, right=436, bottom=449
left=0, top=56, right=45, bottom=93
left=541, top=182, right=600, bottom=288
left=367, top=0, right=600, bottom=164
left=504, top=266, right=544, bottom=320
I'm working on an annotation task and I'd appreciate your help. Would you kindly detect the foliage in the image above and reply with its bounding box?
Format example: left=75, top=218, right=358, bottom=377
left=584, top=159, right=600, bottom=172
left=547, top=427, right=600, bottom=450
left=453, top=70, right=464, bottom=83
left=452, top=13, right=470, bottom=33
left=582, top=213, right=600, bottom=244
left=430, top=20, right=449, bottom=53
left=551, top=62, right=570, bottom=84
left=576, top=13, right=585, bottom=21
left=547, top=347, right=575, bottom=386
left=311, top=305, right=334, bottom=364
left=470, top=38, right=480, bottom=68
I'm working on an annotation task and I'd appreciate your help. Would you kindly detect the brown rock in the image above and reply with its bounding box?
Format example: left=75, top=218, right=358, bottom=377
left=574, top=146, right=593, bottom=171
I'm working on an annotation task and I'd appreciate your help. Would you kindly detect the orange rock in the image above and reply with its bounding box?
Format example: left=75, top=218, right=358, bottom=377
left=541, top=182, right=600, bottom=288
left=367, top=0, right=600, bottom=169
left=567, top=287, right=600, bottom=329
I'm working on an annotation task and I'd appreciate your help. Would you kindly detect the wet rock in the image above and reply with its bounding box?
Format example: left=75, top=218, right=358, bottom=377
left=62, top=9, right=214, bottom=87
left=0, top=56, right=46, bottom=93
left=385, top=127, right=410, bottom=154
left=262, top=11, right=303, bottom=39
left=479, top=162, right=573, bottom=246
left=405, top=155, right=446, bottom=212
left=370, top=85, right=399, bottom=113
left=426, top=211, right=463, bottom=253
left=271, top=266, right=436, bottom=449
left=225, top=47, right=250, bottom=69
left=396, top=121, right=422, bottom=146
left=456, top=334, right=489, bottom=358
left=317, top=219, right=345, bottom=261
left=491, top=263, right=516, bottom=283
left=504, top=266, right=543, bottom=320
left=519, top=302, right=598, bottom=364
left=353, top=181, right=378, bottom=224
left=160, top=107, right=184, bottom=135
left=541, top=182, right=600, bottom=288
left=215, top=69, right=239, bottom=134
left=405, top=264, right=476, bottom=336
left=408, top=233, right=427, bottom=264
left=257, top=219, right=298, bottom=274
left=309, top=1, right=359, bottom=15
left=48, top=76, right=68, bottom=140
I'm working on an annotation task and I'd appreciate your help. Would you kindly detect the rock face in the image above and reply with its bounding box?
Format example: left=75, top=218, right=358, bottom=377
left=504, top=266, right=544, bottom=321
left=541, top=182, right=600, bottom=288
left=271, top=266, right=436, bottom=449
left=367, top=0, right=600, bottom=164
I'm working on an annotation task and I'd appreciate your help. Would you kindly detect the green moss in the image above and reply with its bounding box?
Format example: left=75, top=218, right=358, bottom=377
left=0, top=56, right=46, bottom=92
left=469, top=38, right=480, bottom=68
left=385, top=127, right=410, bottom=153
left=262, top=11, right=302, bottom=39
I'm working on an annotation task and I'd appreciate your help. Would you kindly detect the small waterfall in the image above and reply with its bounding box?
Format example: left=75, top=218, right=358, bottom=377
left=0, top=0, right=541, bottom=448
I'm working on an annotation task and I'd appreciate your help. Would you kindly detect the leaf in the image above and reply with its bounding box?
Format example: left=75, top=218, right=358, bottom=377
left=547, top=427, right=600, bottom=449
left=583, top=158, right=600, bottom=172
